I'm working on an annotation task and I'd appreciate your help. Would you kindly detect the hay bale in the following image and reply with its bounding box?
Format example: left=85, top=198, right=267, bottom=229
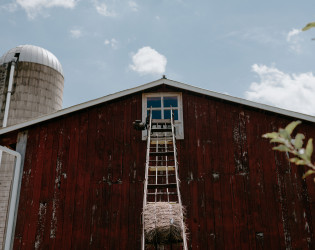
left=143, top=202, right=186, bottom=244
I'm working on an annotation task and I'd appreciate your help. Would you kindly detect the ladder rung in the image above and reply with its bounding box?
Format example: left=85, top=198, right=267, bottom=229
left=149, top=166, right=175, bottom=171
left=147, top=183, right=177, bottom=189
left=148, top=174, right=176, bottom=177
left=149, top=160, right=174, bottom=162
left=151, top=128, right=172, bottom=132
left=150, top=136, right=173, bottom=139
left=150, top=151, right=174, bottom=156
left=150, top=140, right=173, bottom=145
left=147, top=192, right=177, bottom=195
left=150, top=146, right=173, bottom=149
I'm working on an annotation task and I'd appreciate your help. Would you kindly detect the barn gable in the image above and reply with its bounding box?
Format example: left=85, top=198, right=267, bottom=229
left=0, top=79, right=315, bottom=249
left=1, top=77, right=315, bottom=136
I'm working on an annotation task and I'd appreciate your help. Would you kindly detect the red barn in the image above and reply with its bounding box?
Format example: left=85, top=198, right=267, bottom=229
left=0, top=78, right=315, bottom=249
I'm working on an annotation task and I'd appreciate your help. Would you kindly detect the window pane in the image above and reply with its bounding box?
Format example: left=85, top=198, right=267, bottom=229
left=164, top=110, right=178, bottom=120
left=147, top=110, right=162, bottom=119
left=163, top=96, right=178, bottom=108
left=147, top=97, right=161, bottom=108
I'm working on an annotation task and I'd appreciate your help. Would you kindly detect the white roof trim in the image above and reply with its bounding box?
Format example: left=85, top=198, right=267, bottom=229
left=1, top=78, right=315, bottom=135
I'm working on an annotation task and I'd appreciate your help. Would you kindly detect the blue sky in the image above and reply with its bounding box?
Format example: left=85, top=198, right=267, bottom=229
left=1, top=0, right=315, bottom=115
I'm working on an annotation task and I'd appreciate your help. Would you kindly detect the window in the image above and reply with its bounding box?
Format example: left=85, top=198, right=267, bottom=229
left=142, top=93, right=184, bottom=139
left=146, top=96, right=179, bottom=120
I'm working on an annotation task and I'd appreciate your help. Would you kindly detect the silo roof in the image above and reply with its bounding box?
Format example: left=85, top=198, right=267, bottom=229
left=0, top=45, right=63, bottom=76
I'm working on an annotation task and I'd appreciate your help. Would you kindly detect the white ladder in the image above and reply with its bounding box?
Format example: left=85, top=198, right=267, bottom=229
left=142, top=109, right=188, bottom=250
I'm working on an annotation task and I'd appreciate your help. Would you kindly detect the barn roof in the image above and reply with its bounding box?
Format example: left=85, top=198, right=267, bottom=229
left=1, top=78, right=315, bottom=135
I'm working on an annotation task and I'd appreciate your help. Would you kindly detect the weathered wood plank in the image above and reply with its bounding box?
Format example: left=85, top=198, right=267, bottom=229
left=71, top=111, right=89, bottom=249
left=60, top=114, right=80, bottom=249
left=246, top=110, right=266, bottom=250
left=51, top=117, right=70, bottom=250
left=18, top=127, right=40, bottom=250
left=82, top=107, right=98, bottom=248
left=41, top=120, right=59, bottom=250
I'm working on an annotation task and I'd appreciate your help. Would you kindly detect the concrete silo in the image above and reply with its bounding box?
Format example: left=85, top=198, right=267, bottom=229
left=0, top=45, right=64, bottom=249
left=0, top=44, right=64, bottom=125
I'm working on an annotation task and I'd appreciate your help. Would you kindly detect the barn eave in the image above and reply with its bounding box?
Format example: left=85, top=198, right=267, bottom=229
left=0, top=77, right=314, bottom=135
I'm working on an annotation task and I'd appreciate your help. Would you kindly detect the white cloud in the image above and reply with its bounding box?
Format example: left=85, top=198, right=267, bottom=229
left=0, top=3, right=18, bottom=12
left=14, top=0, right=77, bottom=19
left=128, top=1, right=138, bottom=12
left=286, top=28, right=302, bottom=53
left=130, top=46, right=167, bottom=76
left=104, top=38, right=118, bottom=49
left=287, top=28, right=301, bottom=41
left=245, top=64, right=315, bottom=115
left=93, top=0, right=116, bottom=17
left=70, top=29, right=82, bottom=38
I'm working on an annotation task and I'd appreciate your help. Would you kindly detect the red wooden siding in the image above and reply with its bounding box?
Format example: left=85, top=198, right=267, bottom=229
left=177, top=90, right=315, bottom=249
left=1, top=85, right=314, bottom=249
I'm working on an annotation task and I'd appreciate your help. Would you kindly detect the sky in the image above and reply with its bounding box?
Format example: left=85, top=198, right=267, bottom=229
left=1, top=0, right=315, bottom=115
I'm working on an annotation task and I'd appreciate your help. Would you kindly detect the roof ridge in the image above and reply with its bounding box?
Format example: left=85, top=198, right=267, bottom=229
left=0, top=78, right=314, bottom=135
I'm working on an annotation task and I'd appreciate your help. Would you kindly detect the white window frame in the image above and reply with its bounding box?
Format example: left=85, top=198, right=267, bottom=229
left=142, top=92, right=184, bottom=140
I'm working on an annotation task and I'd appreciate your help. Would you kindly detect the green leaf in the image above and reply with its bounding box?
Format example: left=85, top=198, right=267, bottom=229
left=302, top=22, right=315, bottom=31
left=279, top=129, right=290, bottom=140
left=262, top=132, right=279, bottom=139
left=302, top=169, right=315, bottom=179
left=296, top=160, right=307, bottom=165
left=299, top=153, right=308, bottom=161
left=285, top=121, right=301, bottom=135
left=294, top=133, right=305, bottom=149
left=290, top=158, right=306, bottom=165
left=305, top=138, right=313, bottom=161
left=273, top=145, right=290, bottom=152
left=290, top=157, right=300, bottom=163
left=290, top=157, right=299, bottom=163
left=270, top=138, right=285, bottom=144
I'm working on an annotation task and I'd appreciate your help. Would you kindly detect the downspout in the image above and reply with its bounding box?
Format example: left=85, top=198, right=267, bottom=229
left=0, top=146, right=22, bottom=250
left=3, top=60, right=16, bottom=127
left=0, top=59, right=15, bottom=180
left=0, top=59, right=17, bottom=165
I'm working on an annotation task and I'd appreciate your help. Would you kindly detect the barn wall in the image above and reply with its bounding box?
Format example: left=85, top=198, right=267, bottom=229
left=178, top=91, right=315, bottom=249
left=1, top=85, right=314, bottom=249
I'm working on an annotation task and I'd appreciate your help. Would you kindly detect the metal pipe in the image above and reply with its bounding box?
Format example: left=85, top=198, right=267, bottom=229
left=0, top=61, right=16, bottom=182
left=3, top=61, right=16, bottom=127
left=1, top=146, right=22, bottom=250
left=0, top=61, right=17, bottom=185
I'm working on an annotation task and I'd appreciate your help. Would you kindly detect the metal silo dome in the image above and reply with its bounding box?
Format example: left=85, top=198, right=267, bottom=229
left=0, top=44, right=63, bottom=76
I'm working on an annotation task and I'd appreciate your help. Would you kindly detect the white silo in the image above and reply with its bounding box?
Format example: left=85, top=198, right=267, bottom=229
left=0, top=44, right=64, bottom=125
left=0, top=45, right=64, bottom=249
